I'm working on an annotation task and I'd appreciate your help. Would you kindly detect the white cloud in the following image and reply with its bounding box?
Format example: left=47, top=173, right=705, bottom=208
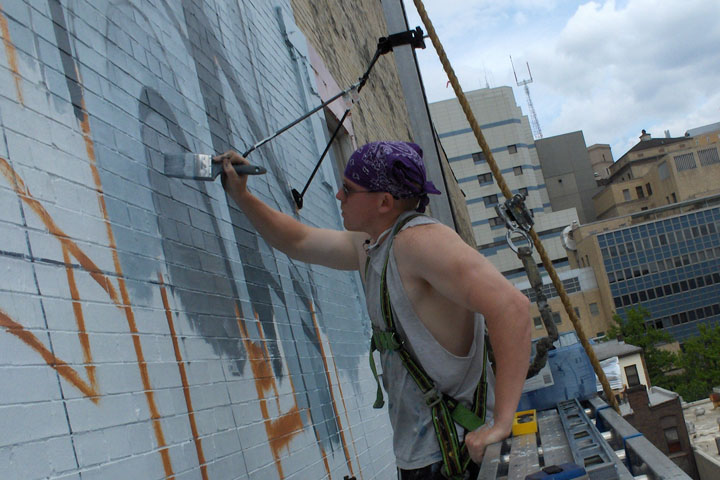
left=404, top=0, right=720, bottom=158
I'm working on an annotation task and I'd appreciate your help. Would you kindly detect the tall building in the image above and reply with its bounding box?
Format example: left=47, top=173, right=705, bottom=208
left=588, top=143, right=614, bottom=180
left=593, top=128, right=720, bottom=220
left=571, top=199, right=720, bottom=342
left=429, top=87, right=579, bottom=279
left=535, top=131, right=601, bottom=224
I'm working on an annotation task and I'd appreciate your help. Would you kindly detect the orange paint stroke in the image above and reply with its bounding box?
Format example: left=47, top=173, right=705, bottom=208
left=63, top=245, right=97, bottom=390
left=300, top=386, right=333, bottom=480
left=0, top=157, right=121, bottom=305
left=0, top=307, right=99, bottom=403
left=75, top=106, right=174, bottom=478
left=308, top=301, right=358, bottom=478
left=159, top=273, right=208, bottom=480
left=0, top=5, right=24, bottom=104
left=235, top=305, right=305, bottom=478
left=0, top=107, right=174, bottom=474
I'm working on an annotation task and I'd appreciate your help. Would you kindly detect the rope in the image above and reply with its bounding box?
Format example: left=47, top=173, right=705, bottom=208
left=412, top=0, right=619, bottom=414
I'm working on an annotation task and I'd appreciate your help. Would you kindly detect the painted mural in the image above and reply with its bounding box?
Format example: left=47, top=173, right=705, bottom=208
left=0, top=1, right=393, bottom=479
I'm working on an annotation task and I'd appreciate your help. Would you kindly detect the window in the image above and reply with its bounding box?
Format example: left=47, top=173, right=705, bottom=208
left=552, top=312, right=562, bottom=325
left=624, top=365, right=641, bottom=387
left=698, top=147, right=720, bottom=166
left=674, top=152, right=697, bottom=171
left=623, top=189, right=631, bottom=201
left=574, top=307, right=581, bottom=319
left=636, top=186, right=645, bottom=198
left=519, top=187, right=528, bottom=197
left=477, top=172, right=492, bottom=184
left=488, top=216, right=503, bottom=227
left=507, top=144, right=518, bottom=154
left=663, top=426, right=682, bottom=454
left=658, top=161, right=669, bottom=180
left=533, top=316, right=543, bottom=329
left=590, top=303, right=600, bottom=315
left=472, top=151, right=486, bottom=163
left=646, top=183, right=653, bottom=195
left=671, top=192, right=677, bottom=203
left=483, top=194, right=499, bottom=206
left=513, top=166, right=523, bottom=176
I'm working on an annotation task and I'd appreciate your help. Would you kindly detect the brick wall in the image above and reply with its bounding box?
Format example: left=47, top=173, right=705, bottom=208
left=290, top=0, right=413, bottom=145
left=0, top=1, right=398, bottom=479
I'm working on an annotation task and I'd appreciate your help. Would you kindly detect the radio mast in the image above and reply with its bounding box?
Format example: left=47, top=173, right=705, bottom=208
left=510, top=56, right=543, bottom=139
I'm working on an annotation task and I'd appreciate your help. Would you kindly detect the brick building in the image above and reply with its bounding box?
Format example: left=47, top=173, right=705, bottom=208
left=622, top=385, right=699, bottom=478
left=0, top=1, right=467, bottom=479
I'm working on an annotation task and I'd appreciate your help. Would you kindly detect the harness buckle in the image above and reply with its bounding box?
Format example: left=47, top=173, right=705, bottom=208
left=424, top=386, right=443, bottom=408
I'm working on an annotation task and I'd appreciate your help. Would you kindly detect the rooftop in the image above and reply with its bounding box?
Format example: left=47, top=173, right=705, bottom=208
left=592, top=339, right=642, bottom=361
left=683, top=398, right=720, bottom=461
left=619, top=386, right=679, bottom=416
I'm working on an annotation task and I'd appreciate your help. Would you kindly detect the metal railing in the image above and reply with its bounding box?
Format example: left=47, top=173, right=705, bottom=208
left=588, top=396, right=692, bottom=479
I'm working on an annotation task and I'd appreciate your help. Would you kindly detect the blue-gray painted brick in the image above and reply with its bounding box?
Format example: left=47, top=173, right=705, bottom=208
left=0, top=401, right=70, bottom=448
left=2, top=436, right=77, bottom=480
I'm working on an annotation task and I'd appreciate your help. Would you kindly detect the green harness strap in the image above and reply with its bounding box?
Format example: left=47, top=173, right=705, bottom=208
left=366, top=214, right=489, bottom=479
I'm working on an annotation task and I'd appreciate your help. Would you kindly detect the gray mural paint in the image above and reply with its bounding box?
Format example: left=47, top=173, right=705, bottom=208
left=94, top=0, right=347, bottom=455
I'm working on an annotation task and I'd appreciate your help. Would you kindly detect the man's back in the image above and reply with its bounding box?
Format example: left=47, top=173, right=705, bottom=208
left=363, top=213, right=495, bottom=469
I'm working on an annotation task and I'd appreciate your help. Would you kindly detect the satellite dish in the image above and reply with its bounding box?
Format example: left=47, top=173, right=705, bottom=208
left=561, top=225, right=577, bottom=251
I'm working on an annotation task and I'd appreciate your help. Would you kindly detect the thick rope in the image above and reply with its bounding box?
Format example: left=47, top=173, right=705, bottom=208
left=412, top=0, right=619, bottom=413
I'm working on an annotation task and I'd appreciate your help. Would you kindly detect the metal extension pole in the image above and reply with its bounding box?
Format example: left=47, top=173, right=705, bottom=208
left=241, top=80, right=362, bottom=158
left=290, top=48, right=383, bottom=209
left=291, top=27, right=426, bottom=209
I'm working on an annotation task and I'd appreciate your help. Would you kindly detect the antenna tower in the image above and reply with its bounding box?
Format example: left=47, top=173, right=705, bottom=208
left=510, top=56, right=543, bottom=139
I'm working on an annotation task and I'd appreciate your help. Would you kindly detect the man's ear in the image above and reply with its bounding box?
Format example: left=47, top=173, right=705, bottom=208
left=378, top=192, right=395, bottom=214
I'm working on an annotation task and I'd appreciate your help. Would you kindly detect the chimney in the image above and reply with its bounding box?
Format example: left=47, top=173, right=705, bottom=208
left=640, top=130, right=651, bottom=141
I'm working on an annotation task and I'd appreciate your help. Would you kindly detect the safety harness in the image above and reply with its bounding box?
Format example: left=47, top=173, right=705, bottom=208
left=367, top=214, right=490, bottom=479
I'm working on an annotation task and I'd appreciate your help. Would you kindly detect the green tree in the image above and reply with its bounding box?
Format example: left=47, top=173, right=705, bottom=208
left=673, top=325, right=720, bottom=402
left=607, top=306, right=677, bottom=385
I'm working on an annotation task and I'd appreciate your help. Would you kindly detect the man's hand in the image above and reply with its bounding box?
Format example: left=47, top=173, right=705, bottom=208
left=465, top=420, right=510, bottom=463
left=214, top=151, right=249, bottom=200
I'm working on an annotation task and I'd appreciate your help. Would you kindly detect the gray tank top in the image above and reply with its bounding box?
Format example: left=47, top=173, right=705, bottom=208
left=364, top=212, right=495, bottom=470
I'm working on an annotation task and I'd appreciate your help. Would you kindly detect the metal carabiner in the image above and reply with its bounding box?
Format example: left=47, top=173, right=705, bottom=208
left=505, top=228, right=533, bottom=255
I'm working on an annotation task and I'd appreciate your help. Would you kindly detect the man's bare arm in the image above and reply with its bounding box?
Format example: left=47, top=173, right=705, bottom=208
left=395, top=223, right=531, bottom=460
left=218, top=151, right=365, bottom=270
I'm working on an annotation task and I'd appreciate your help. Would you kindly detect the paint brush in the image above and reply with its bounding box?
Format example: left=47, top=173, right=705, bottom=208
left=163, top=153, right=267, bottom=181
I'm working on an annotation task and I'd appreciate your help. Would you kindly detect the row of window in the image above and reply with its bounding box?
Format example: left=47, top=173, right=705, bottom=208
left=532, top=303, right=600, bottom=329
left=674, top=147, right=720, bottom=172
left=522, top=277, right=581, bottom=303
left=601, top=222, right=718, bottom=260
left=472, top=147, right=520, bottom=163
left=647, top=303, right=720, bottom=330
left=607, top=246, right=720, bottom=283
left=622, top=183, right=654, bottom=201
left=598, top=209, right=719, bottom=247
left=476, top=167, right=525, bottom=186
left=613, top=272, right=720, bottom=308
left=482, top=188, right=530, bottom=207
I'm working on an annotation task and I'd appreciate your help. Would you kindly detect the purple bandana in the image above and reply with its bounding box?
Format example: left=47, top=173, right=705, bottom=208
left=344, top=141, right=441, bottom=213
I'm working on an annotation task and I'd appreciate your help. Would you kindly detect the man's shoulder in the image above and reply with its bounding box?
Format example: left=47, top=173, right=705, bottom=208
left=394, top=220, right=460, bottom=256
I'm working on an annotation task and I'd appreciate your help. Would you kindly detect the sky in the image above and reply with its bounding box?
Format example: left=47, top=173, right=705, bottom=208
left=402, top=0, right=720, bottom=160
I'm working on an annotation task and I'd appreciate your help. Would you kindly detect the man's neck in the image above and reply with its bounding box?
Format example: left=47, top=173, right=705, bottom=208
left=366, top=211, right=408, bottom=243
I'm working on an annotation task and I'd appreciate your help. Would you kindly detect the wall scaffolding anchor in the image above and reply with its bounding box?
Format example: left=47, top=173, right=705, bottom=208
left=291, top=27, right=426, bottom=210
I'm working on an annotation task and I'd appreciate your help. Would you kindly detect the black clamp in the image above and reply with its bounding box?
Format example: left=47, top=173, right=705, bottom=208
left=496, top=193, right=534, bottom=233
left=291, top=27, right=426, bottom=210
left=377, top=26, right=426, bottom=54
